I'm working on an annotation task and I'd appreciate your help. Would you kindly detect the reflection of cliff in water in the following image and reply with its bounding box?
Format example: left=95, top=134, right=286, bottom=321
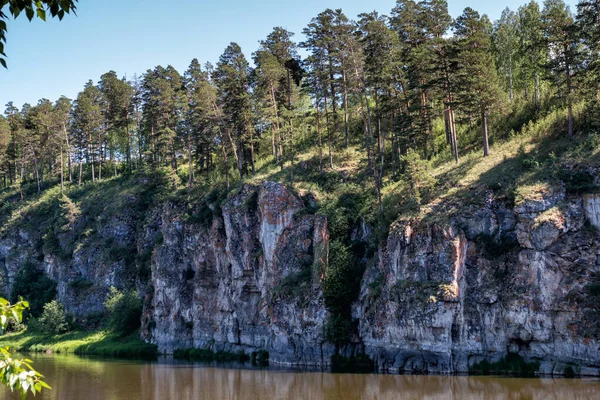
left=3, top=354, right=600, bottom=400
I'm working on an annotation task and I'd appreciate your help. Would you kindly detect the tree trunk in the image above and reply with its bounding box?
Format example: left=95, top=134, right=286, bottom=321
left=270, top=84, right=279, bottom=160
left=217, top=126, right=230, bottom=191
left=509, top=53, right=514, bottom=102
left=188, top=130, right=193, bottom=189
left=289, top=118, right=294, bottom=186
left=249, top=127, right=255, bottom=176
left=98, top=134, right=103, bottom=181
left=327, top=50, right=339, bottom=137
left=78, top=150, right=83, bottom=186
left=342, top=68, right=349, bottom=148
left=420, top=84, right=430, bottom=160
left=138, top=114, right=143, bottom=166
left=90, top=143, right=96, bottom=183
left=444, top=108, right=451, bottom=145
left=565, top=49, right=574, bottom=140
left=377, top=120, right=386, bottom=212
left=34, top=158, right=40, bottom=194
left=323, top=88, right=334, bottom=169
left=375, top=91, right=382, bottom=157
left=450, top=107, right=458, bottom=162
left=482, top=109, right=490, bottom=157
left=126, top=111, right=131, bottom=173
left=315, top=88, right=323, bottom=174
left=60, top=143, right=64, bottom=194
left=64, top=125, right=72, bottom=183
left=535, top=70, right=540, bottom=109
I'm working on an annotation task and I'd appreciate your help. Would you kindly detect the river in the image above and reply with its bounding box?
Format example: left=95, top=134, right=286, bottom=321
left=2, top=354, right=600, bottom=399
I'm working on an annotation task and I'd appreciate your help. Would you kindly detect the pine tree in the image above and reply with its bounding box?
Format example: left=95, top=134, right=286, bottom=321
left=99, top=71, right=134, bottom=173
left=184, top=58, right=221, bottom=186
left=52, top=96, right=72, bottom=192
left=454, top=7, right=504, bottom=157
left=357, top=11, right=398, bottom=204
left=72, top=81, right=103, bottom=184
left=576, top=0, right=600, bottom=126
left=391, top=0, right=435, bottom=159
left=3, top=102, right=22, bottom=185
left=302, top=9, right=340, bottom=168
left=419, top=0, right=459, bottom=162
left=214, top=43, right=254, bottom=178
left=543, top=0, right=579, bottom=140
left=142, top=66, right=186, bottom=169
left=0, top=116, right=9, bottom=188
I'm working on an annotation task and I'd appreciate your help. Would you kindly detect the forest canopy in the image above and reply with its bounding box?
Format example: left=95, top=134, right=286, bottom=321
left=0, top=0, right=598, bottom=202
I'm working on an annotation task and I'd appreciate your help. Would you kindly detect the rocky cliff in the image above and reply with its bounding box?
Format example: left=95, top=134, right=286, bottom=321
left=1, top=180, right=600, bottom=375
left=357, top=185, right=600, bottom=375
left=142, top=182, right=331, bottom=365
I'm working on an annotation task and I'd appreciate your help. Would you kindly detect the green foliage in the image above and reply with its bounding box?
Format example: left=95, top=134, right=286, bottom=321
left=272, top=265, right=312, bottom=305
left=0, top=297, right=51, bottom=399
left=322, top=237, right=364, bottom=345
left=400, top=149, right=436, bottom=208
left=469, top=354, right=540, bottom=377
left=318, top=185, right=370, bottom=241
left=586, top=282, right=600, bottom=297
left=35, top=300, right=70, bottom=335
left=366, top=273, right=384, bottom=302
left=0, top=0, right=78, bottom=68
left=0, top=329, right=157, bottom=359
left=323, top=240, right=353, bottom=316
left=557, top=169, right=598, bottom=194
left=103, top=287, right=142, bottom=337
left=67, top=278, right=93, bottom=291
left=11, top=262, right=56, bottom=318
left=323, top=314, right=355, bottom=344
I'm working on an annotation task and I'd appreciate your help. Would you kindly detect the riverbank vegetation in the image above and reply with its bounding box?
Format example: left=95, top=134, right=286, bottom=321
left=0, top=329, right=157, bottom=358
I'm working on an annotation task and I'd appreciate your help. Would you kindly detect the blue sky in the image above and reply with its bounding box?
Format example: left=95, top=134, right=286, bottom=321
left=0, top=0, right=579, bottom=109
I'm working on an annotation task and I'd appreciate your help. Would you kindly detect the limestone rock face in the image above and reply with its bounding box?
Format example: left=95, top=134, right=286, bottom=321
left=1, top=180, right=600, bottom=375
left=356, top=190, right=600, bottom=375
left=145, top=182, right=330, bottom=366
left=584, top=194, right=600, bottom=230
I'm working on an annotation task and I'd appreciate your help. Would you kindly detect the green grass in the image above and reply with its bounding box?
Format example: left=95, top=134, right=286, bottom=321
left=0, top=329, right=158, bottom=359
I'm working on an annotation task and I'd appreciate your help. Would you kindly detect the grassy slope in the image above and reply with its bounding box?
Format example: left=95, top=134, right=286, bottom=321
left=1, top=102, right=597, bottom=243
left=0, top=329, right=157, bottom=358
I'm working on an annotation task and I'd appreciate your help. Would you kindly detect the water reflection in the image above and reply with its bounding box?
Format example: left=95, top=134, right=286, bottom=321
left=2, top=354, right=599, bottom=400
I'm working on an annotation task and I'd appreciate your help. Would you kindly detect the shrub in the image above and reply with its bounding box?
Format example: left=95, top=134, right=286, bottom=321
left=401, top=149, right=436, bottom=208
left=36, top=300, right=71, bottom=334
left=11, top=261, right=57, bottom=317
left=558, top=169, right=598, bottom=194
left=469, top=354, right=540, bottom=377
left=104, top=287, right=142, bottom=337
left=323, top=314, right=354, bottom=344
left=322, top=240, right=363, bottom=344
left=68, top=278, right=94, bottom=290
left=272, top=265, right=312, bottom=305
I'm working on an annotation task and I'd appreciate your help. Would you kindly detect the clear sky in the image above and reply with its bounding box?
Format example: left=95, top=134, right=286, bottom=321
left=0, top=0, right=579, bottom=109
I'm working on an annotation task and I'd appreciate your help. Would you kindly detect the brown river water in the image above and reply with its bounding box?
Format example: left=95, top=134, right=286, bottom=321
left=2, top=353, right=600, bottom=399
